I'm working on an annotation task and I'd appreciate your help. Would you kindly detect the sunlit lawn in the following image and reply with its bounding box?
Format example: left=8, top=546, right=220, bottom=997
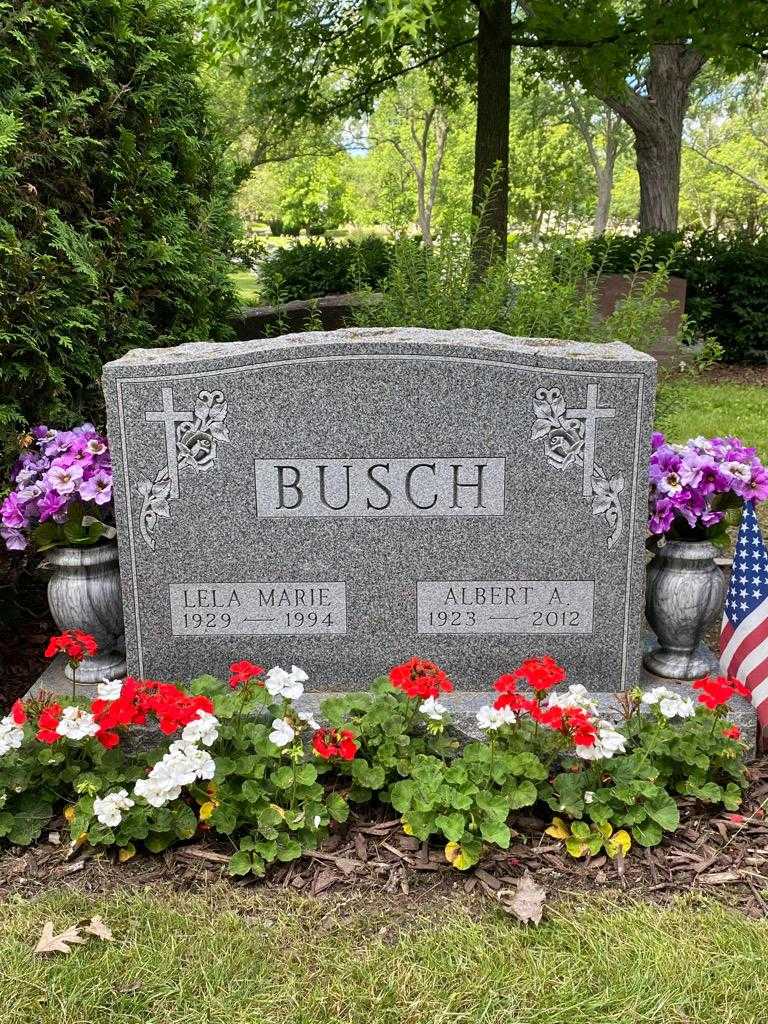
left=2, top=886, right=767, bottom=1024
left=657, top=377, right=768, bottom=457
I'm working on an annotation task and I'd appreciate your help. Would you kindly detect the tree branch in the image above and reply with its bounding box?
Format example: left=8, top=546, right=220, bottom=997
left=686, top=142, right=768, bottom=195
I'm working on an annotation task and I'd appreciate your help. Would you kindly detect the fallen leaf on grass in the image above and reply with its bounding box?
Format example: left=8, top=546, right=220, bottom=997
left=84, top=916, right=113, bottom=941
left=35, top=922, right=87, bottom=955
left=498, top=872, right=546, bottom=926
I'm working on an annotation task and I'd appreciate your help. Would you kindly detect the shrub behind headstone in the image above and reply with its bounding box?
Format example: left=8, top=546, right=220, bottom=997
left=0, top=0, right=239, bottom=469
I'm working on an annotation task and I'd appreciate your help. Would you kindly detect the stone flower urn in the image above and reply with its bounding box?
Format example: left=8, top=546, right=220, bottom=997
left=46, top=541, right=127, bottom=683
left=643, top=539, right=725, bottom=679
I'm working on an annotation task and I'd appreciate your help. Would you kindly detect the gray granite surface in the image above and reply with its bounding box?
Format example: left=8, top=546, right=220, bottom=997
left=102, top=328, right=656, bottom=691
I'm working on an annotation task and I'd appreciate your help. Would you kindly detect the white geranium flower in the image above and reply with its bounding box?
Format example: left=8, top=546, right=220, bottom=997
left=96, top=679, right=123, bottom=701
left=547, top=684, right=598, bottom=715
left=134, top=738, right=216, bottom=808
left=162, top=740, right=216, bottom=785
left=0, top=715, right=24, bottom=756
left=134, top=776, right=179, bottom=808
left=476, top=704, right=516, bottom=731
left=181, top=710, right=220, bottom=747
left=641, top=686, right=677, bottom=706
left=56, top=706, right=99, bottom=741
left=584, top=791, right=595, bottom=804
left=269, top=718, right=295, bottom=748
left=297, top=709, right=320, bottom=731
left=576, top=721, right=627, bottom=761
left=265, top=665, right=308, bottom=701
left=419, top=696, right=448, bottom=721
left=93, top=789, right=134, bottom=828
left=659, top=696, right=695, bottom=720
left=642, top=686, right=695, bottom=719
left=313, top=815, right=322, bottom=828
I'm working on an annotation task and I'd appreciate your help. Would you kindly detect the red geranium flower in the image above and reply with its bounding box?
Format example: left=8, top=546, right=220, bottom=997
left=44, top=629, right=98, bottom=663
left=493, top=673, right=520, bottom=696
left=389, top=657, right=453, bottom=700
left=89, top=676, right=213, bottom=741
left=510, top=656, right=567, bottom=693
left=723, top=725, right=741, bottom=740
left=312, top=727, right=358, bottom=761
left=494, top=691, right=538, bottom=715
left=229, top=660, right=265, bottom=689
left=96, top=730, right=120, bottom=749
left=693, top=675, right=750, bottom=709
left=10, top=699, right=26, bottom=725
left=36, top=704, right=62, bottom=744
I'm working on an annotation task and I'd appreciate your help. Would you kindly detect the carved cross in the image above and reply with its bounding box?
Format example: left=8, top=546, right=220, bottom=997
left=567, top=383, right=616, bottom=497
left=145, top=388, right=193, bottom=499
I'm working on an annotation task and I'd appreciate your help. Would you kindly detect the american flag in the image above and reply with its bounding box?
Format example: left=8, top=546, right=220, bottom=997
left=720, top=500, right=768, bottom=734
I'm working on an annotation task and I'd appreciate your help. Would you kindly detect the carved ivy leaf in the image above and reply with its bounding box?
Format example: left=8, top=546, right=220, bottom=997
left=151, top=500, right=171, bottom=519
left=530, top=419, right=553, bottom=441
left=592, top=494, right=614, bottom=515
left=152, top=478, right=172, bottom=500
left=137, top=479, right=152, bottom=497
left=532, top=399, right=555, bottom=420
left=207, top=402, right=227, bottom=422
left=209, top=420, right=230, bottom=443
left=550, top=394, right=566, bottom=419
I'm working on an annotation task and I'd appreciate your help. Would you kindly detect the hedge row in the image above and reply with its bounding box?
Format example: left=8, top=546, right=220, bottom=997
left=0, top=0, right=240, bottom=472
left=587, top=231, right=768, bottom=364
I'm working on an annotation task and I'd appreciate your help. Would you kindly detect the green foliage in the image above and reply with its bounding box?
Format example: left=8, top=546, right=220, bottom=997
left=0, top=0, right=239, bottom=469
left=320, top=678, right=457, bottom=802
left=624, top=701, right=748, bottom=810
left=0, top=669, right=751, bottom=875
left=389, top=745, right=546, bottom=869
left=684, top=231, right=768, bottom=364
left=259, top=236, right=395, bottom=303
left=587, top=230, right=768, bottom=362
left=355, top=228, right=678, bottom=351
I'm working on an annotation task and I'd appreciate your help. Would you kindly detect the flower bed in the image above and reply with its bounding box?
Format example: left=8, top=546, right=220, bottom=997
left=0, top=641, right=750, bottom=876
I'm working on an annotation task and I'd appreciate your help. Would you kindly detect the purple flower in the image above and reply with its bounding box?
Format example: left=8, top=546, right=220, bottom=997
left=79, top=470, right=112, bottom=505
left=0, top=527, right=27, bottom=551
left=3, top=422, right=112, bottom=552
left=46, top=463, right=83, bottom=495
left=38, top=489, right=69, bottom=523
left=651, top=431, right=666, bottom=451
left=1, top=492, right=27, bottom=529
left=649, top=432, right=768, bottom=538
left=85, top=438, right=107, bottom=456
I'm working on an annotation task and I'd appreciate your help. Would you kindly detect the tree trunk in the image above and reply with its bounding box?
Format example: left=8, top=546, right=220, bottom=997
left=598, top=43, right=705, bottom=233
left=593, top=169, right=612, bottom=235
left=634, top=117, right=684, bottom=233
left=471, top=0, right=511, bottom=273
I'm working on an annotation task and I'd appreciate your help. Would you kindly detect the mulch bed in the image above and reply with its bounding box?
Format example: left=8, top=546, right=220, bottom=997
left=3, top=759, right=768, bottom=918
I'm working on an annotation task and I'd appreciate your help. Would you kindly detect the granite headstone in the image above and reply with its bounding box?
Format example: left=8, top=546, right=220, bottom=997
left=102, top=328, right=656, bottom=691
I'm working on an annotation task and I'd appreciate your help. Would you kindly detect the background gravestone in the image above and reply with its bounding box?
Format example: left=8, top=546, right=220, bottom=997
left=103, top=328, right=656, bottom=691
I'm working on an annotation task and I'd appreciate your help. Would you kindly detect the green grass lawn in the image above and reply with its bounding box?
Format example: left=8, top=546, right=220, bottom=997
left=657, top=377, right=768, bottom=457
left=229, top=270, right=261, bottom=307
left=2, top=887, right=767, bottom=1024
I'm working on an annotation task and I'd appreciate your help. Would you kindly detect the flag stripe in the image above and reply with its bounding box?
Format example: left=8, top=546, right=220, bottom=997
left=726, top=616, right=768, bottom=679
left=721, top=603, right=768, bottom=667
left=749, top=671, right=768, bottom=713
left=738, top=635, right=768, bottom=681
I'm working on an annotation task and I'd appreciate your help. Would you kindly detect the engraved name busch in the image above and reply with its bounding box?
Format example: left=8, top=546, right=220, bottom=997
left=253, top=457, right=506, bottom=518
left=169, top=582, right=347, bottom=636
left=417, top=580, right=595, bottom=635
